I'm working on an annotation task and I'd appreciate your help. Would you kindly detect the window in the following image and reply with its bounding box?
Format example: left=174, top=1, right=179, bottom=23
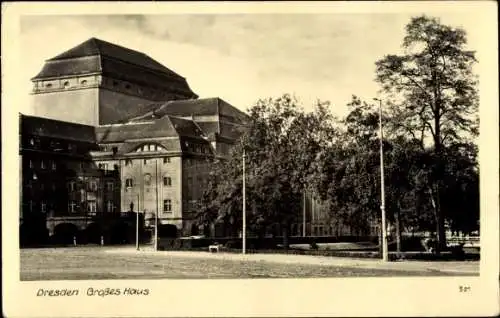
left=125, top=178, right=134, bottom=188
left=98, top=163, right=108, bottom=171
left=125, top=159, right=132, bottom=166
left=29, top=138, right=35, bottom=146
left=67, top=181, right=76, bottom=192
left=143, top=159, right=149, bottom=165
left=163, top=176, right=172, bottom=187
left=41, top=160, right=46, bottom=169
left=106, top=181, right=114, bottom=192
left=63, top=81, right=70, bottom=88
left=163, top=199, right=172, bottom=213
left=29, top=160, right=34, bottom=169
left=88, top=200, right=97, bottom=214
left=144, top=174, right=152, bottom=186
left=29, top=200, right=34, bottom=212
left=81, top=80, right=88, bottom=85
left=46, top=83, right=52, bottom=88
left=68, top=201, right=77, bottom=213
left=89, top=180, right=98, bottom=191
left=51, top=161, right=56, bottom=170
left=106, top=201, right=115, bottom=213
left=163, top=157, right=170, bottom=164
left=80, top=162, right=85, bottom=170
left=41, top=201, right=47, bottom=213
left=33, top=172, right=38, bottom=180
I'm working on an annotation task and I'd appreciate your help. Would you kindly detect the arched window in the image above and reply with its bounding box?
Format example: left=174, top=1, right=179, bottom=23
left=81, top=80, right=88, bottom=85
left=63, top=81, right=70, bottom=88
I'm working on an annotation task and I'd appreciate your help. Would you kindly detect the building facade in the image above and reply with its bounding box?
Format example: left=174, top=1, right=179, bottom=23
left=20, top=38, right=248, bottom=245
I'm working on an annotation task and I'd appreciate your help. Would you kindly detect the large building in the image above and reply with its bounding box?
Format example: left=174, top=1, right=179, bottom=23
left=20, top=38, right=248, bottom=244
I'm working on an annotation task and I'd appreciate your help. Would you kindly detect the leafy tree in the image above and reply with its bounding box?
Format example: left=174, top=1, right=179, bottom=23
left=375, top=15, right=478, bottom=252
left=197, top=94, right=337, bottom=249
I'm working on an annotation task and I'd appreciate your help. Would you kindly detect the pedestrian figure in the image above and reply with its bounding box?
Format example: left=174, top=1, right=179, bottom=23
left=73, top=236, right=77, bottom=246
left=100, top=236, right=104, bottom=246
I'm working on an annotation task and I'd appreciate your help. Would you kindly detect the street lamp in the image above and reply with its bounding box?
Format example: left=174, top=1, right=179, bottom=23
left=373, top=97, right=389, bottom=262
left=128, top=190, right=140, bottom=251
left=242, top=149, right=246, bottom=254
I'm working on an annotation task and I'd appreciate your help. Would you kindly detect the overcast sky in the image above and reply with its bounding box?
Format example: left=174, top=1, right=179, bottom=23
left=14, top=3, right=492, bottom=117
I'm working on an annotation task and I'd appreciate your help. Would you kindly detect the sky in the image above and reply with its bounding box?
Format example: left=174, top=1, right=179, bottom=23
left=12, top=3, right=493, bottom=118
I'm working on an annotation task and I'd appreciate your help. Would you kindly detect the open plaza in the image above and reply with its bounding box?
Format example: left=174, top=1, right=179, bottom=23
left=20, top=245, right=479, bottom=281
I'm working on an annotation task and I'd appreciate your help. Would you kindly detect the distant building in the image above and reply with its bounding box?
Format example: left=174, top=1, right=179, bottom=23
left=20, top=38, right=248, bottom=245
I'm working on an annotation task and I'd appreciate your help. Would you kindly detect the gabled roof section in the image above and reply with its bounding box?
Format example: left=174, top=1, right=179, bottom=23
left=20, top=113, right=96, bottom=143
left=127, top=97, right=249, bottom=123
left=31, top=38, right=198, bottom=98
left=96, top=115, right=206, bottom=143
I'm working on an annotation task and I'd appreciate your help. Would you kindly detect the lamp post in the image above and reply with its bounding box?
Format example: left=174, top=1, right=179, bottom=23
left=302, top=191, right=306, bottom=237
left=374, top=98, right=389, bottom=262
left=242, top=149, right=246, bottom=254
left=128, top=190, right=140, bottom=251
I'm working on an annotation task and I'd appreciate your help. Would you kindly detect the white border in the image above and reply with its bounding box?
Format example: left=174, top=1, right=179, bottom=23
left=2, top=2, right=499, bottom=317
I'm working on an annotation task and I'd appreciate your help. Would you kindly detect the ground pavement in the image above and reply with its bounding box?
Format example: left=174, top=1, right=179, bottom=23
left=107, top=247, right=479, bottom=275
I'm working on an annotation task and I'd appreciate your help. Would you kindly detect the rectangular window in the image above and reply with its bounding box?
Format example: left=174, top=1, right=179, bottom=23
left=88, top=200, right=97, bottom=214
left=106, top=201, right=115, bottom=213
left=89, top=180, right=98, bottom=191
left=41, top=160, right=46, bottom=169
left=163, top=157, right=170, bottom=164
left=67, top=181, right=76, bottom=192
left=163, top=176, right=172, bottom=187
left=68, top=201, right=77, bottom=213
left=41, top=201, right=47, bottom=213
left=163, top=199, right=172, bottom=213
left=125, top=178, right=134, bottom=188
left=29, top=160, right=34, bottom=169
left=106, top=181, right=114, bottom=192
left=51, top=161, right=57, bottom=170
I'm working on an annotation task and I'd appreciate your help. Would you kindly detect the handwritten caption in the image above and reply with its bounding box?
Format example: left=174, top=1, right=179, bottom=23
left=36, top=287, right=150, bottom=297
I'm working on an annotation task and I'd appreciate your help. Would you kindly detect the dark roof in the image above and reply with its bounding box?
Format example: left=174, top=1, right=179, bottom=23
left=20, top=113, right=96, bottom=143
left=49, top=38, right=181, bottom=77
left=96, top=115, right=206, bottom=143
left=32, top=37, right=198, bottom=98
left=127, top=97, right=249, bottom=124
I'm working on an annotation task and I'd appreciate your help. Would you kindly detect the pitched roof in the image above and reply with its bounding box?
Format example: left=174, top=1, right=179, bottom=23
left=20, top=113, right=96, bottom=143
left=96, top=115, right=206, bottom=143
left=48, top=38, right=181, bottom=77
left=32, top=37, right=198, bottom=98
left=127, top=97, right=249, bottom=124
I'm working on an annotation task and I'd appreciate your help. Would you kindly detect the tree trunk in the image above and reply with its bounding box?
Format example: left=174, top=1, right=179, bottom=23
left=395, top=201, right=402, bottom=253
left=282, top=221, right=290, bottom=250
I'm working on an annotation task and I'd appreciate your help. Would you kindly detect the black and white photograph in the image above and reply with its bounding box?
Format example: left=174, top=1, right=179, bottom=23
left=2, top=1, right=498, bottom=317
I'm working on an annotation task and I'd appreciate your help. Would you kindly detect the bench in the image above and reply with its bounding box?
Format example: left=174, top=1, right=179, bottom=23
left=209, top=244, right=220, bottom=253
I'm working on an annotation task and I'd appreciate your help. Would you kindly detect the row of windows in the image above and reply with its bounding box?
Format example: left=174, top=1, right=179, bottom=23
left=67, top=180, right=115, bottom=192
left=28, top=159, right=57, bottom=170
left=124, top=157, right=171, bottom=166
left=28, top=137, right=79, bottom=153
left=41, top=79, right=89, bottom=89
left=26, top=200, right=116, bottom=214
left=125, top=176, right=172, bottom=188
